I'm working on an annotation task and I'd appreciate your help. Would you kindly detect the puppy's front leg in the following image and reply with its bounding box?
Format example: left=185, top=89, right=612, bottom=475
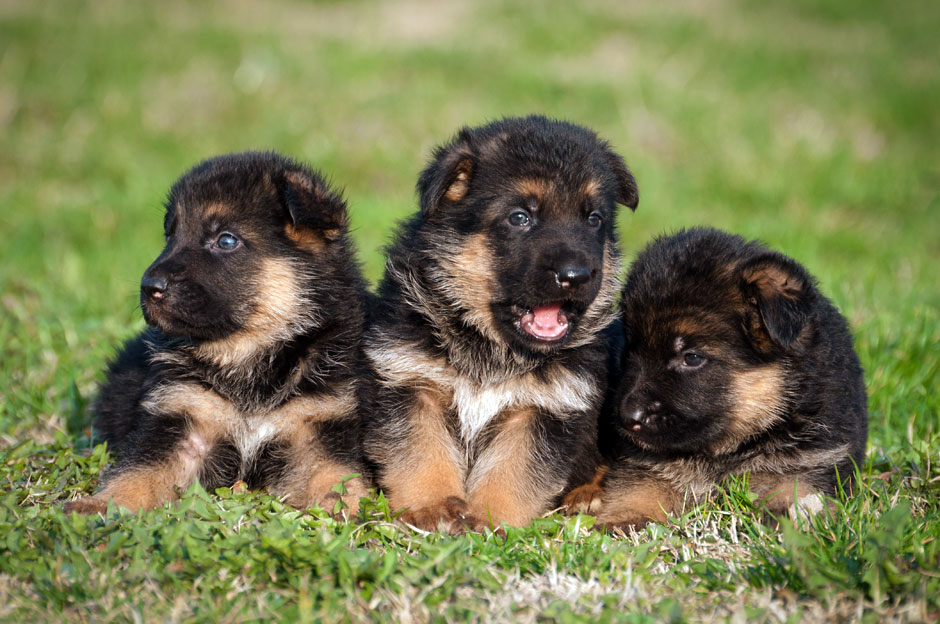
left=64, top=423, right=210, bottom=513
left=275, top=455, right=368, bottom=517
left=466, top=407, right=552, bottom=530
left=562, top=464, right=608, bottom=515
left=747, top=472, right=828, bottom=520
left=596, top=473, right=681, bottom=532
left=262, top=393, right=367, bottom=517
left=273, top=438, right=368, bottom=517
left=380, top=389, right=472, bottom=533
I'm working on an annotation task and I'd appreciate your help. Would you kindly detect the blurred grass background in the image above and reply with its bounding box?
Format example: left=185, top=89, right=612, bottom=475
left=0, top=0, right=938, bottom=619
left=2, top=0, right=936, bottom=447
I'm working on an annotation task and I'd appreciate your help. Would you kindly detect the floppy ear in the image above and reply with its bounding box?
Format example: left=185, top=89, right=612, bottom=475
left=280, top=169, right=348, bottom=241
left=740, top=254, right=816, bottom=350
left=604, top=148, right=639, bottom=210
left=417, top=129, right=476, bottom=218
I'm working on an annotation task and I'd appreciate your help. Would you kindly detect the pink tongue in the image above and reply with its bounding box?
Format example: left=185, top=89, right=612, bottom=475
left=521, top=303, right=568, bottom=340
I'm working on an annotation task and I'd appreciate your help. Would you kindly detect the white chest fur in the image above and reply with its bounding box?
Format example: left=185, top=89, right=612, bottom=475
left=367, top=339, right=599, bottom=443
left=451, top=370, right=597, bottom=441
left=141, top=383, right=354, bottom=462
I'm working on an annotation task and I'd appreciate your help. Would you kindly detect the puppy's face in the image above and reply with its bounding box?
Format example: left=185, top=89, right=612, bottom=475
left=418, top=116, right=639, bottom=354
left=615, top=230, right=815, bottom=455
left=140, top=152, right=347, bottom=344
left=617, top=308, right=776, bottom=454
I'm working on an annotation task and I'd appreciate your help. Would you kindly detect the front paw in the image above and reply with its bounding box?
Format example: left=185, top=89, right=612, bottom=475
left=466, top=516, right=507, bottom=536
left=562, top=482, right=604, bottom=515
left=318, top=485, right=366, bottom=519
left=399, top=496, right=479, bottom=534
left=601, top=515, right=654, bottom=534
left=63, top=496, right=109, bottom=515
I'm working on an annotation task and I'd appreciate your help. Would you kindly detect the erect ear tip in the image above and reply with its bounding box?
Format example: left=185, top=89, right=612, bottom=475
left=283, top=169, right=345, bottom=205
left=280, top=167, right=348, bottom=232
left=418, top=141, right=475, bottom=218
left=603, top=147, right=639, bottom=210
left=623, top=181, right=639, bottom=210
left=741, top=255, right=808, bottom=302
left=283, top=169, right=315, bottom=193
left=442, top=159, right=473, bottom=203
left=740, top=253, right=815, bottom=350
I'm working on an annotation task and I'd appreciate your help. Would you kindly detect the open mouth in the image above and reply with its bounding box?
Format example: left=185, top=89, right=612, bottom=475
left=516, top=302, right=571, bottom=342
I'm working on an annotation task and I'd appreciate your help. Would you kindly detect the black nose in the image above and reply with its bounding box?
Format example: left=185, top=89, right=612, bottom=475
left=555, top=264, right=592, bottom=288
left=141, top=275, right=168, bottom=299
left=621, top=401, right=661, bottom=430
left=624, top=407, right=643, bottom=423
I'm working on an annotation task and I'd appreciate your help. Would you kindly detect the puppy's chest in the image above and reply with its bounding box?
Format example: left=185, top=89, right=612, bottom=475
left=141, top=383, right=349, bottom=458
left=368, top=339, right=601, bottom=441
left=450, top=374, right=595, bottom=441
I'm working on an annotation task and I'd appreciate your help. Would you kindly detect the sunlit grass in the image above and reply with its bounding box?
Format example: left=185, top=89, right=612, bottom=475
left=0, top=0, right=937, bottom=620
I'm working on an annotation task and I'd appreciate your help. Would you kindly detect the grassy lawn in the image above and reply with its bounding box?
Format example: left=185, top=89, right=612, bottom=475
left=1, top=0, right=938, bottom=621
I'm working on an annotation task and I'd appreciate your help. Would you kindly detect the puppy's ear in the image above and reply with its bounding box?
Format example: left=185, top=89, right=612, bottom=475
left=417, top=130, right=475, bottom=218
left=280, top=169, right=348, bottom=241
left=740, top=254, right=816, bottom=350
left=604, top=148, right=639, bottom=211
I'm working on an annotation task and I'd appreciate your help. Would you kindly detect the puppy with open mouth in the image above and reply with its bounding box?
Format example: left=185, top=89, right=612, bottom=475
left=363, top=115, right=640, bottom=532
left=64, top=152, right=369, bottom=516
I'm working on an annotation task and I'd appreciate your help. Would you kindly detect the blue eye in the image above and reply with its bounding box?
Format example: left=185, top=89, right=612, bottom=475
left=216, top=233, right=240, bottom=251
left=508, top=211, right=530, bottom=227
left=587, top=212, right=602, bottom=227
left=683, top=352, right=705, bottom=368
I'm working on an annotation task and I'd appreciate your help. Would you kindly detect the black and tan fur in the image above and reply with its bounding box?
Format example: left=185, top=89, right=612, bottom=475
left=567, top=228, right=868, bottom=529
left=64, top=152, right=368, bottom=516
left=363, top=116, right=640, bottom=532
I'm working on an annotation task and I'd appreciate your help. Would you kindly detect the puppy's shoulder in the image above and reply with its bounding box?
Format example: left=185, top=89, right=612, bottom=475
left=93, top=328, right=166, bottom=455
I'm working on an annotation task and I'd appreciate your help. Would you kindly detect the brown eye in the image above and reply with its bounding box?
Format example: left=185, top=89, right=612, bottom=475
left=683, top=352, right=705, bottom=367
left=587, top=212, right=602, bottom=227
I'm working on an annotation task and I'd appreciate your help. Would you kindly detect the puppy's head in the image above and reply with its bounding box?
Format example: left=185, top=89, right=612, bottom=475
left=140, top=152, right=348, bottom=352
left=615, top=228, right=816, bottom=455
left=417, top=115, right=638, bottom=354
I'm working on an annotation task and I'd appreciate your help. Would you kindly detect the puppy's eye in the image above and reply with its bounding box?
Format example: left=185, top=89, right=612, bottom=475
left=682, top=352, right=706, bottom=368
left=587, top=212, right=602, bottom=227
left=508, top=211, right=530, bottom=227
left=215, top=233, right=240, bottom=251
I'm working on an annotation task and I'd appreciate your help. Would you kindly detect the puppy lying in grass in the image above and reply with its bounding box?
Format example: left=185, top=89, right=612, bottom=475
left=65, top=152, right=368, bottom=516
left=567, top=227, right=868, bottom=529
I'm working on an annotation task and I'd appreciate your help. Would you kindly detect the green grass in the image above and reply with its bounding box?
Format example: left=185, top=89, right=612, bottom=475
left=1, top=0, right=938, bottom=621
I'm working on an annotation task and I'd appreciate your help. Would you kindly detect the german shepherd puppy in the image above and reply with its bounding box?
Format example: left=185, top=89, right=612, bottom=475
left=363, top=115, right=640, bottom=532
left=567, top=227, right=868, bottom=529
left=64, top=152, right=368, bottom=516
